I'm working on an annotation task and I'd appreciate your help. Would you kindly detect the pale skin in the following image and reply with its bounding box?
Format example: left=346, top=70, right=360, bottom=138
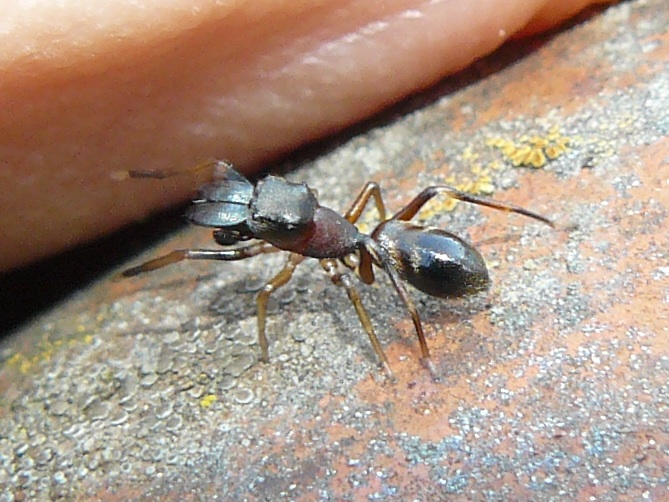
left=0, top=0, right=610, bottom=272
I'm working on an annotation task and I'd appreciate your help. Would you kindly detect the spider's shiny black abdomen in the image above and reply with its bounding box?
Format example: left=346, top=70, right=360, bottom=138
left=373, top=220, right=490, bottom=298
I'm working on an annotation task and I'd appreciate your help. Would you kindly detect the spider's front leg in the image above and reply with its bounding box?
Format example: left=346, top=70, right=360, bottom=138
left=121, top=242, right=277, bottom=277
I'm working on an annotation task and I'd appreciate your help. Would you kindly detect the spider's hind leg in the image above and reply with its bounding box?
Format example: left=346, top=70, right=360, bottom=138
left=391, top=186, right=554, bottom=227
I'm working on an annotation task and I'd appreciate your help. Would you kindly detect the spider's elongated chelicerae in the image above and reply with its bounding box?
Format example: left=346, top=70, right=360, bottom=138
left=123, top=161, right=554, bottom=378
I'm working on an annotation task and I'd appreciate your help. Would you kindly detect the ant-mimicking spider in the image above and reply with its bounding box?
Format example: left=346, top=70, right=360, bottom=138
left=121, top=160, right=555, bottom=378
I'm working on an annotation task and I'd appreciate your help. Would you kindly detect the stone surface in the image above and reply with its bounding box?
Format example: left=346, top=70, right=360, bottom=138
left=1, top=1, right=668, bottom=500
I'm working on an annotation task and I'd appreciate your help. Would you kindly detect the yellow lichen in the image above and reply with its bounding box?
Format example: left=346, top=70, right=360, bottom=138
left=360, top=129, right=569, bottom=225
left=4, top=331, right=96, bottom=375
left=487, top=128, right=570, bottom=168
left=7, top=352, right=35, bottom=375
left=461, top=146, right=478, bottom=161
left=472, top=176, right=495, bottom=195
left=200, top=394, right=218, bottom=408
